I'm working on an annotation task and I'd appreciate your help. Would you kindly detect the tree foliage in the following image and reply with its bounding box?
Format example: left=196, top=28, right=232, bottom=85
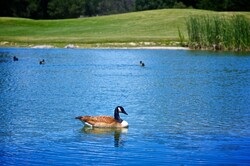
left=0, top=0, right=249, bottom=19
left=48, top=0, right=84, bottom=19
left=83, top=0, right=135, bottom=16
left=197, top=0, right=250, bottom=11
left=135, top=0, right=176, bottom=11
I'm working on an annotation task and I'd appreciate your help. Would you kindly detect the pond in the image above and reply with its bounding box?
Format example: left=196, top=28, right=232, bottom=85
left=0, top=48, right=250, bottom=165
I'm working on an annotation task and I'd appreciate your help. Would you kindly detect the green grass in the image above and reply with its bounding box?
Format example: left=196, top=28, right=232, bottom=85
left=0, top=9, right=250, bottom=47
left=186, top=14, right=250, bottom=51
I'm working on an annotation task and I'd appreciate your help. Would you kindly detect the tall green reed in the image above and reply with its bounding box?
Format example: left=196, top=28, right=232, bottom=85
left=186, top=15, right=250, bottom=51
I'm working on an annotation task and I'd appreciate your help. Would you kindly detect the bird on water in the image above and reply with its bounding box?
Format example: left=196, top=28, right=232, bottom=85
left=75, top=106, right=129, bottom=128
left=139, top=61, right=145, bottom=67
left=39, top=59, right=45, bottom=64
left=13, top=56, right=18, bottom=61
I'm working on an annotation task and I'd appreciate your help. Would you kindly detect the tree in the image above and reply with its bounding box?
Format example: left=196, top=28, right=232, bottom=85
left=173, top=1, right=187, bottom=8
left=48, top=0, right=84, bottom=19
left=1, top=0, right=249, bottom=19
left=225, top=0, right=250, bottom=11
left=83, top=0, right=135, bottom=17
left=135, top=0, right=176, bottom=11
left=197, top=0, right=250, bottom=11
left=0, top=0, right=14, bottom=16
left=96, top=0, right=135, bottom=16
left=178, top=0, right=197, bottom=8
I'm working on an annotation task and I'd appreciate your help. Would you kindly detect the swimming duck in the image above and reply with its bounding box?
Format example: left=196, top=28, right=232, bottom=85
left=13, top=56, right=18, bottom=61
left=39, top=59, right=45, bottom=64
left=75, top=106, right=129, bottom=128
left=139, top=61, right=145, bottom=67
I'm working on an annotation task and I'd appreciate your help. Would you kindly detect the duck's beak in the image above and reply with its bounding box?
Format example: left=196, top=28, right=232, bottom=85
left=122, top=110, right=128, bottom=115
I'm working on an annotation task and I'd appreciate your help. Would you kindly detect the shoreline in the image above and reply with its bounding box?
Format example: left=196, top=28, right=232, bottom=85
left=2, top=45, right=249, bottom=52
left=99, top=46, right=190, bottom=50
left=0, top=41, right=190, bottom=50
left=0, top=45, right=190, bottom=50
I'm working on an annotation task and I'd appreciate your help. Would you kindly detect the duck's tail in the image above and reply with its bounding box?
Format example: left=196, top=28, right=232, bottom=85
left=75, top=116, right=82, bottom=120
left=75, top=116, right=91, bottom=121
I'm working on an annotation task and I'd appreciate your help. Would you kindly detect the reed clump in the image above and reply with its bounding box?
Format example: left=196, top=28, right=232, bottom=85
left=186, top=15, right=250, bottom=51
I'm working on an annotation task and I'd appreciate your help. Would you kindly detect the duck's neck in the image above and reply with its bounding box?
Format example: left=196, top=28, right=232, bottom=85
left=114, top=110, right=123, bottom=123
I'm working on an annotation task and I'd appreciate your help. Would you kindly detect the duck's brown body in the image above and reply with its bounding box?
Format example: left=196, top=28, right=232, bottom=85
left=75, top=106, right=129, bottom=128
left=76, top=116, right=128, bottom=128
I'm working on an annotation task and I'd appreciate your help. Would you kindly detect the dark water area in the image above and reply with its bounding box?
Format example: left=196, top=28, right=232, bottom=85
left=0, top=48, right=250, bottom=165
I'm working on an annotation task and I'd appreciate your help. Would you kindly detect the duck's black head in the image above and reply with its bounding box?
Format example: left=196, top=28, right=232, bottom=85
left=115, top=106, right=128, bottom=115
left=114, top=106, right=128, bottom=123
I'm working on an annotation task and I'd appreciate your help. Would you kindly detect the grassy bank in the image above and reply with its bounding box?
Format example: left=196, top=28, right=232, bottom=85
left=187, top=15, right=250, bottom=51
left=0, top=9, right=250, bottom=48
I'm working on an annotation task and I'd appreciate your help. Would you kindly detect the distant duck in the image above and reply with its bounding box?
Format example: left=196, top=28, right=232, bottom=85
left=13, top=56, right=18, bottom=61
left=75, top=106, right=129, bottom=128
left=139, top=61, right=145, bottom=67
left=39, top=59, right=45, bottom=65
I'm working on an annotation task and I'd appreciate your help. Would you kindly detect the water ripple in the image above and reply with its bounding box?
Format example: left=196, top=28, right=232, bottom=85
left=0, top=48, right=250, bottom=165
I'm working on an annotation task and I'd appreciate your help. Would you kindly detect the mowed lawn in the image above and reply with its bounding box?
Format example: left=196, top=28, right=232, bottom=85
left=0, top=9, right=250, bottom=47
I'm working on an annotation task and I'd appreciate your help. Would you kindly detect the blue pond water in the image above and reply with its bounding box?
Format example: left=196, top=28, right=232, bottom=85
left=0, top=48, right=250, bottom=165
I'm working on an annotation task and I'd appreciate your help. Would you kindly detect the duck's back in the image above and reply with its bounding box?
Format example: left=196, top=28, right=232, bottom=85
left=77, top=116, right=118, bottom=127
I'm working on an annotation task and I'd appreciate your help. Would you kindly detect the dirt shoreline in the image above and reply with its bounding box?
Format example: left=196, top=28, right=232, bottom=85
left=0, top=45, right=190, bottom=50
left=125, top=46, right=189, bottom=50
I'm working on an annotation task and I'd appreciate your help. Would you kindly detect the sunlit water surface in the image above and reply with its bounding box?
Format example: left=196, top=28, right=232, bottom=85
left=0, top=48, right=250, bottom=165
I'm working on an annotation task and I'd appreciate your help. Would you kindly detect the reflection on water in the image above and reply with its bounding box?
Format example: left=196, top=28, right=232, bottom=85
left=81, top=126, right=128, bottom=147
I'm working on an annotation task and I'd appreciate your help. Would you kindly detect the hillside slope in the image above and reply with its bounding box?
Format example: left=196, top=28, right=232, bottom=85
left=0, top=9, right=250, bottom=47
